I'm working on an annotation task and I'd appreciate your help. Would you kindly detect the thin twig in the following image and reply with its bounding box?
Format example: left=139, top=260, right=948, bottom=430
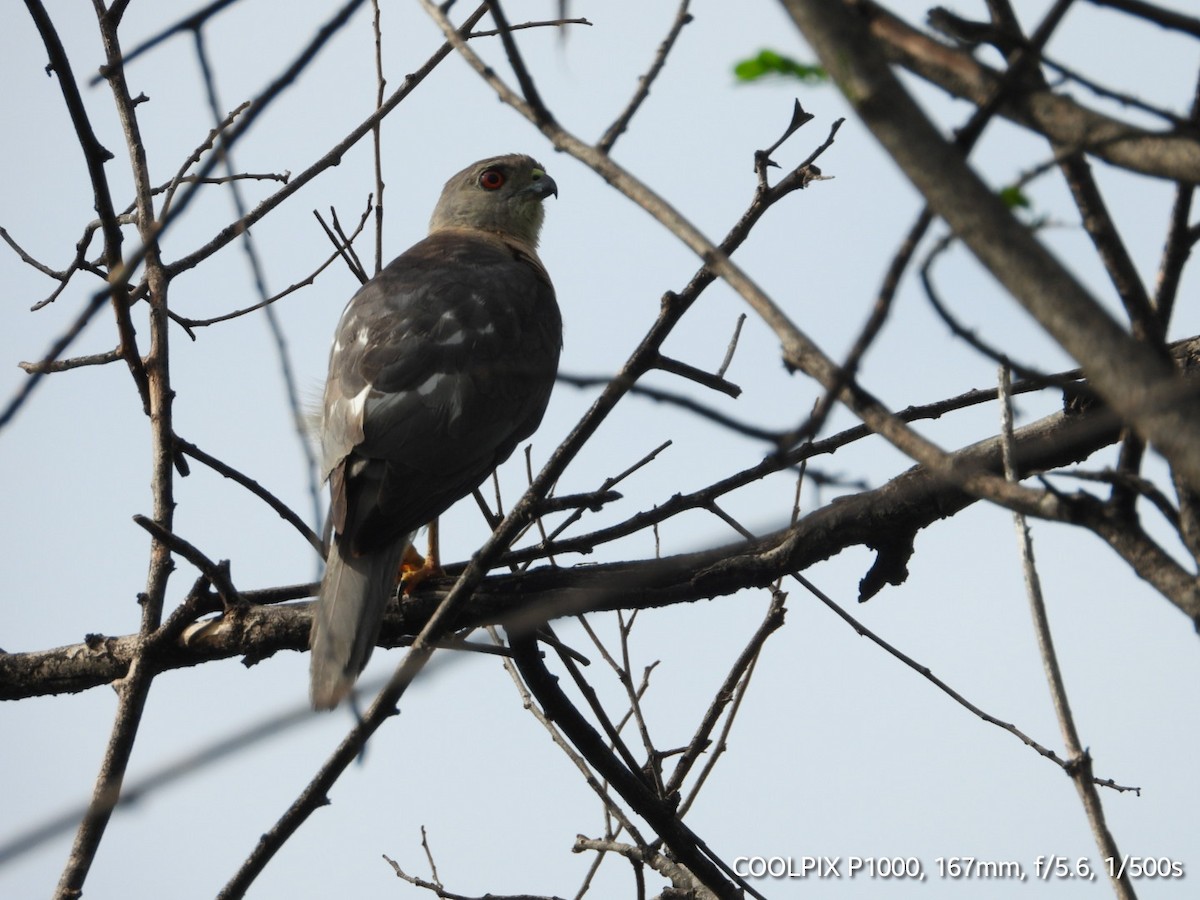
left=506, top=352, right=1112, bottom=570
left=173, top=197, right=371, bottom=329
left=525, top=440, right=672, bottom=564
left=483, top=0, right=554, bottom=125
left=18, top=349, right=122, bottom=374
left=159, top=100, right=254, bottom=222
left=114, top=0, right=372, bottom=307
left=1053, top=467, right=1181, bottom=529
left=371, top=0, right=386, bottom=274
left=798, top=568, right=1137, bottom=792
left=779, top=0, right=1082, bottom=456
left=676, top=652, right=757, bottom=820
left=419, top=825, right=441, bottom=886
left=536, top=490, right=622, bottom=514
left=1, top=225, right=66, bottom=278
left=192, top=27, right=324, bottom=548
left=470, top=16, right=592, bottom=38
left=658, top=582, right=787, bottom=805
left=314, top=205, right=370, bottom=284
left=1085, top=0, right=1200, bottom=38
left=488, top=626, right=647, bottom=844
left=998, top=367, right=1136, bottom=898
left=652, top=353, right=741, bottom=398
left=425, top=0, right=1057, bottom=514
left=559, top=374, right=780, bottom=443
left=173, top=435, right=324, bottom=556
left=509, top=630, right=760, bottom=900
left=715, top=314, right=746, bottom=379
left=599, top=613, right=664, bottom=793
left=5, top=1, right=139, bottom=433
left=161, top=15, right=451, bottom=283
left=89, top=0, right=241, bottom=81
left=598, top=0, right=692, bottom=153
left=548, top=624, right=648, bottom=780
left=919, top=230, right=1079, bottom=386
left=132, top=515, right=240, bottom=607
left=52, top=1, right=177, bottom=891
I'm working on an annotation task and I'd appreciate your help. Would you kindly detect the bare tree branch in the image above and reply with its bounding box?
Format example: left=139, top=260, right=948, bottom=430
left=859, top=0, right=1200, bottom=182
left=782, top=0, right=1200, bottom=495
left=998, top=368, right=1138, bottom=896
left=598, top=0, right=693, bottom=153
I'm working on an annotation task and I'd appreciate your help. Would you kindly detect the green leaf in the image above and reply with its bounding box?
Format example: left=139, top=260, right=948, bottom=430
left=999, top=185, right=1031, bottom=210
left=734, top=50, right=827, bottom=84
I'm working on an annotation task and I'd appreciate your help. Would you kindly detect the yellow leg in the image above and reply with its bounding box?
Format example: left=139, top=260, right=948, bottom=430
left=398, top=519, right=444, bottom=594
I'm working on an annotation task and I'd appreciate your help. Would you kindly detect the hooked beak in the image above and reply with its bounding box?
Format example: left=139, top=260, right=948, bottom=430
left=527, top=169, right=558, bottom=200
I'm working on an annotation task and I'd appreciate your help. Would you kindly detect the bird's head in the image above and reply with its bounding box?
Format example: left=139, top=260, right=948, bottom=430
left=429, top=153, right=558, bottom=248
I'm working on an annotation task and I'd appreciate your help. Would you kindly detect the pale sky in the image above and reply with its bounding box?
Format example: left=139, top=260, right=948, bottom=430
left=2, top=2, right=1197, bottom=898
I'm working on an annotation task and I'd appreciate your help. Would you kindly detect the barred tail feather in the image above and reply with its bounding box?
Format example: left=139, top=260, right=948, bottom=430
left=309, top=534, right=411, bottom=710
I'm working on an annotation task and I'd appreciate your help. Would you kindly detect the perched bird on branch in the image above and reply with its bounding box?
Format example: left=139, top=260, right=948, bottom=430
left=309, top=154, right=561, bottom=710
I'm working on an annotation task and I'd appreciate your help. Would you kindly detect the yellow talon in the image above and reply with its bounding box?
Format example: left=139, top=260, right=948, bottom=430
left=398, top=519, right=443, bottom=594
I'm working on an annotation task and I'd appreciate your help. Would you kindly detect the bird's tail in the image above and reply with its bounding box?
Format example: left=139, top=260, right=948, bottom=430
left=309, top=534, right=411, bottom=710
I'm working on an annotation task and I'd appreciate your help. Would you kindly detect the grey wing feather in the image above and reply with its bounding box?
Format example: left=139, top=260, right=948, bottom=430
left=324, top=232, right=561, bottom=554
left=309, top=229, right=561, bottom=706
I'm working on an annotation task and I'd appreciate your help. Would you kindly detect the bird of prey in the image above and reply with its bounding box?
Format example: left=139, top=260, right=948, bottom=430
left=309, top=154, right=561, bottom=710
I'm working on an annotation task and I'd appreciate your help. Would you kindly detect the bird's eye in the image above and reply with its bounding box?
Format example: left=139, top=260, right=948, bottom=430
left=479, top=168, right=506, bottom=191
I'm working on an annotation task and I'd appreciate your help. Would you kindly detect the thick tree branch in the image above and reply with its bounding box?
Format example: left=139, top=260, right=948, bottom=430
left=422, top=0, right=1102, bottom=527
left=6, top=1, right=142, bottom=433
left=12, top=373, right=1197, bottom=704
left=782, top=0, right=1200, bottom=496
left=53, top=5, right=177, bottom=893
left=855, top=0, right=1200, bottom=182
left=509, top=630, right=753, bottom=900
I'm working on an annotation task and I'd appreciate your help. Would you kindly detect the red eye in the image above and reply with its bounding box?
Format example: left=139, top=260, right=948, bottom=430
left=479, top=168, right=506, bottom=190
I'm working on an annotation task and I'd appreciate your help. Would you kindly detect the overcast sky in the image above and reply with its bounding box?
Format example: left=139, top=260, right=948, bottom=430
left=2, top=1, right=1198, bottom=898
